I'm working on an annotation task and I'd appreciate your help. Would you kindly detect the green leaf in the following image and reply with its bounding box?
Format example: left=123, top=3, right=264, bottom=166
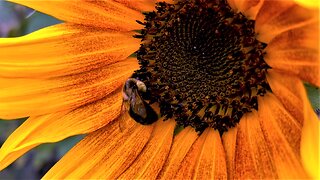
left=305, top=83, right=320, bottom=112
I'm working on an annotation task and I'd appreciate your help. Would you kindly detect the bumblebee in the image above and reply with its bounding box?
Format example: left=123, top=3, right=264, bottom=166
left=122, top=78, right=158, bottom=125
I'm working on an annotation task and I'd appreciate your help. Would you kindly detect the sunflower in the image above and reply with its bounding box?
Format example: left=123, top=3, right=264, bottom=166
left=0, top=0, right=319, bottom=179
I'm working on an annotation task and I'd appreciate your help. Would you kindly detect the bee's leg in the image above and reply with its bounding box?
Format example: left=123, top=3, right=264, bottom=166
left=118, top=119, right=123, bottom=132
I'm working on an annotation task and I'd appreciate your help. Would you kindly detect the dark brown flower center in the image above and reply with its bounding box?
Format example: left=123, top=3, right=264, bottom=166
left=132, top=0, right=270, bottom=133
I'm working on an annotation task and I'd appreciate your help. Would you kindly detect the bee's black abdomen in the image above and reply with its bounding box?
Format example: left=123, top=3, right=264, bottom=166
left=129, top=102, right=159, bottom=125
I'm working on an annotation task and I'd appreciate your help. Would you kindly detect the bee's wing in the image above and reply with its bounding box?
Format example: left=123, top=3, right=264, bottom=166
left=130, top=88, right=147, bottom=119
left=119, top=99, right=133, bottom=131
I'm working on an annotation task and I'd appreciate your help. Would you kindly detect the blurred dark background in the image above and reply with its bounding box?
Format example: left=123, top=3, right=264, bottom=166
left=0, top=1, right=319, bottom=179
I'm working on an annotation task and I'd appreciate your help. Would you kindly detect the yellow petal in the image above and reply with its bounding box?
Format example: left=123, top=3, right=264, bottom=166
left=233, top=111, right=278, bottom=178
left=0, top=89, right=123, bottom=171
left=157, top=127, right=198, bottom=179
left=294, top=0, right=320, bottom=8
left=264, top=21, right=320, bottom=87
left=175, top=128, right=227, bottom=179
left=8, top=0, right=144, bottom=31
left=44, top=115, right=154, bottom=179
left=300, top=80, right=319, bottom=178
left=266, top=70, right=305, bottom=125
left=231, top=0, right=264, bottom=19
left=258, top=93, right=308, bottom=178
left=118, top=119, right=176, bottom=179
left=0, top=59, right=138, bottom=119
left=255, top=0, right=319, bottom=43
left=0, top=24, right=140, bottom=78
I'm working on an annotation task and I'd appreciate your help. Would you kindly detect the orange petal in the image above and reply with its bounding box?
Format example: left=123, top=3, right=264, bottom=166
left=157, top=127, right=198, bottom=179
left=8, top=0, right=144, bottom=31
left=233, top=111, right=278, bottom=178
left=257, top=93, right=308, bottom=178
left=43, top=115, right=154, bottom=179
left=0, top=24, right=140, bottom=78
left=227, top=0, right=237, bottom=11
left=118, top=119, right=176, bottom=179
left=114, top=0, right=156, bottom=11
left=255, top=0, right=319, bottom=43
left=174, top=129, right=209, bottom=179
left=221, top=126, right=238, bottom=180
left=153, top=0, right=173, bottom=3
left=300, top=80, right=319, bottom=178
left=0, top=59, right=138, bottom=119
left=266, top=70, right=305, bottom=125
left=175, top=128, right=227, bottom=179
left=264, top=22, right=320, bottom=86
left=0, top=89, right=123, bottom=171
left=114, top=0, right=173, bottom=12
left=232, top=0, right=264, bottom=19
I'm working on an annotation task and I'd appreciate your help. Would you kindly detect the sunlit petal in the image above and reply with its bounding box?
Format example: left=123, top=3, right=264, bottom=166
left=301, top=82, right=319, bottom=178
left=294, top=0, right=320, bottom=8
left=8, top=0, right=144, bottom=31
left=0, top=59, right=138, bottom=119
left=0, top=89, right=122, bottom=171
left=0, top=24, right=140, bottom=78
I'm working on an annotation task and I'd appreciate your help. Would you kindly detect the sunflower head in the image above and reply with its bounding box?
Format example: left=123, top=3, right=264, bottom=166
left=131, top=0, right=271, bottom=133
